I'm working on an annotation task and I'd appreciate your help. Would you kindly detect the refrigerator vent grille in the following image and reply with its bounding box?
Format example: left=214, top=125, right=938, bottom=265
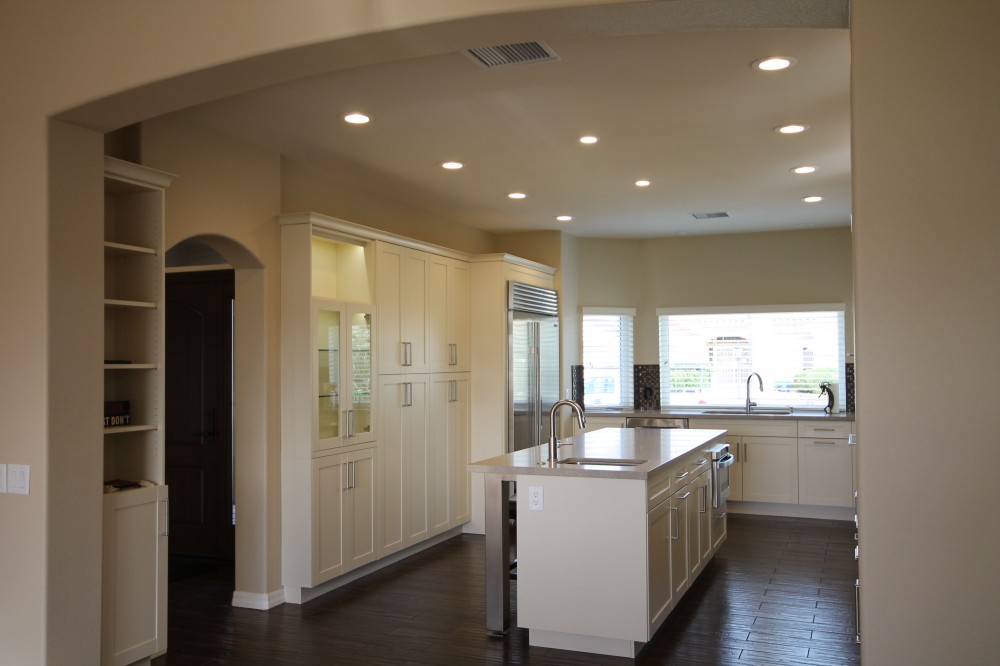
left=509, top=282, right=558, bottom=316
left=466, top=41, right=560, bottom=69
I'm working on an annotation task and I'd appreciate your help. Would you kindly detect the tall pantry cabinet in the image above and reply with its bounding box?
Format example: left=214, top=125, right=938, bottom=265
left=102, top=157, right=175, bottom=666
left=280, top=215, right=378, bottom=599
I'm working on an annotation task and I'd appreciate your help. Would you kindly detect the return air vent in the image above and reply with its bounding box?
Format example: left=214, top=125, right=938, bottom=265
left=466, top=41, right=560, bottom=69
left=690, top=212, right=731, bottom=220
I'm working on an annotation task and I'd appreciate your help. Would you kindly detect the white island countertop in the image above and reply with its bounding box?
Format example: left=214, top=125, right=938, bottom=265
left=468, top=426, right=728, bottom=480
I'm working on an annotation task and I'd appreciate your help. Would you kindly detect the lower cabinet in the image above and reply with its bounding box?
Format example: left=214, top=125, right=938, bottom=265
left=647, top=497, right=674, bottom=630
left=102, top=485, right=167, bottom=666
left=799, top=438, right=854, bottom=506
left=692, top=470, right=712, bottom=576
left=668, top=485, right=691, bottom=598
left=379, top=374, right=429, bottom=556
left=428, top=372, right=471, bottom=535
left=314, top=446, right=377, bottom=583
left=743, top=436, right=799, bottom=503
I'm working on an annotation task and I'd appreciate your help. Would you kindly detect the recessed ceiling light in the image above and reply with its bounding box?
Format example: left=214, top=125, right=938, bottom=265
left=441, top=161, right=463, bottom=170
left=579, top=135, right=599, bottom=144
left=802, top=195, right=824, bottom=203
left=508, top=192, right=527, bottom=200
left=556, top=215, right=573, bottom=222
left=776, top=124, right=809, bottom=134
left=792, top=166, right=817, bottom=174
left=344, top=113, right=371, bottom=124
left=752, top=56, right=797, bottom=71
left=635, top=180, right=651, bottom=187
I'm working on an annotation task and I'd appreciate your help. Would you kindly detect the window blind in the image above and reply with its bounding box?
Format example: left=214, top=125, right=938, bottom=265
left=657, top=304, right=845, bottom=409
left=582, top=308, right=635, bottom=408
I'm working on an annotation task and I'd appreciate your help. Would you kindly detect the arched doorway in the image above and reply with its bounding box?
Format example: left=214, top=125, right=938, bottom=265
left=164, top=234, right=267, bottom=602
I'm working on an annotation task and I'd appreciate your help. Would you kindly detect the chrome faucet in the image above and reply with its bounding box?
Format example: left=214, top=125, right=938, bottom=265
left=746, top=372, right=763, bottom=414
left=548, top=399, right=586, bottom=463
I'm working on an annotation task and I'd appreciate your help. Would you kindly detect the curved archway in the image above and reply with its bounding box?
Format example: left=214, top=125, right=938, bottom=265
left=165, top=234, right=272, bottom=606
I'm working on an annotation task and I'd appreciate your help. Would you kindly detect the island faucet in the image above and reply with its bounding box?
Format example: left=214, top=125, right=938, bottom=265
left=548, top=399, right=586, bottom=463
left=746, top=372, right=763, bottom=414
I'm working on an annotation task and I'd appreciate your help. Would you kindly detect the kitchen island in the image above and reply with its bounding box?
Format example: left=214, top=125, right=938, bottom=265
left=469, top=427, right=728, bottom=658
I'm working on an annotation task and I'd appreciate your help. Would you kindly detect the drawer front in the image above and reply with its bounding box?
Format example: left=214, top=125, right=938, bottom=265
left=797, top=421, right=852, bottom=439
left=647, top=466, right=673, bottom=509
left=691, top=418, right=797, bottom=438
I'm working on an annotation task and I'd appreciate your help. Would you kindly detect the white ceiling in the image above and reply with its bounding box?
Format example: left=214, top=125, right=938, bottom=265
left=180, top=23, right=850, bottom=239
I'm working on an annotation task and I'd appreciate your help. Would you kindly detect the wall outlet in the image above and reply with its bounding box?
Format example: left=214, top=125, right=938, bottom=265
left=0, top=464, right=6, bottom=493
left=528, top=485, right=543, bottom=511
left=7, top=464, right=29, bottom=495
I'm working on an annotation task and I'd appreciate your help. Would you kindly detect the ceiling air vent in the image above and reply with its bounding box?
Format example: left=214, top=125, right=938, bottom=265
left=691, top=212, right=730, bottom=220
left=466, top=41, right=560, bottom=69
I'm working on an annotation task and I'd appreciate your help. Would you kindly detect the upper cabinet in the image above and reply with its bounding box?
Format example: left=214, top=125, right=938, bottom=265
left=280, top=214, right=376, bottom=458
left=427, top=255, right=471, bottom=373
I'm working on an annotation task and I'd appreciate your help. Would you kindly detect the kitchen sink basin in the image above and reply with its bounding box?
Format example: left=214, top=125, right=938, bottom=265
left=557, top=457, right=647, bottom=466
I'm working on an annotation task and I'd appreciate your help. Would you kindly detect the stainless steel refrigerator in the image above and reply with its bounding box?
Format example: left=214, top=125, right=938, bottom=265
left=507, top=281, right=560, bottom=453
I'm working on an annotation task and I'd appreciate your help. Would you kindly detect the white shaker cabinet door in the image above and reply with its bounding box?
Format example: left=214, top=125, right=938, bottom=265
left=742, top=436, right=799, bottom=504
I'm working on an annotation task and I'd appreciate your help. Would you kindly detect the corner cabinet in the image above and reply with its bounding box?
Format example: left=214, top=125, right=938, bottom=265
left=102, top=157, right=175, bottom=666
left=279, top=214, right=378, bottom=593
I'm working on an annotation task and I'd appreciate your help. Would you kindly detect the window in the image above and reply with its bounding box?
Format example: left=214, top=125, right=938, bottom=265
left=657, top=305, right=845, bottom=409
left=582, top=308, right=635, bottom=408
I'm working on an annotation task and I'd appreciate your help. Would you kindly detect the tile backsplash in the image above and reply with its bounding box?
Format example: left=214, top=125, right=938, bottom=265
left=633, top=365, right=660, bottom=410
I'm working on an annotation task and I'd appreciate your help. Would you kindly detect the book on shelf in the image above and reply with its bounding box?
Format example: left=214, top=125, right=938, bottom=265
left=104, top=400, right=131, bottom=427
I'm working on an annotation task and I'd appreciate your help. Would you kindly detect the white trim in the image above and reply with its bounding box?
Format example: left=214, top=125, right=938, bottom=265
left=231, top=588, right=286, bottom=610
left=657, top=303, right=846, bottom=316
left=582, top=306, right=637, bottom=316
left=728, top=501, right=853, bottom=521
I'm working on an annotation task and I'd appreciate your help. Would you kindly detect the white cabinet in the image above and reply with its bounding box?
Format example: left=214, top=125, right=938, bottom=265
left=428, top=373, right=471, bottom=535
left=743, top=436, right=799, bottom=503
left=102, top=158, right=174, bottom=666
left=647, top=496, right=674, bottom=630
left=313, top=445, right=377, bottom=583
left=691, top=469, right=712, bottom=576
left=376, top=242, right=428, bottom=374
left=378, top=374, right=429, bottom=555
left=427, top=256, right=471, bottom=373
left=314, top=299, right=375, bottom=451
left=279, top=214, right=378, bottom=594
left=798, top=421, right=854, bottom=507
left=101, top=485, right=168, bottom=666
left=668, top=484, right=691, bottom=598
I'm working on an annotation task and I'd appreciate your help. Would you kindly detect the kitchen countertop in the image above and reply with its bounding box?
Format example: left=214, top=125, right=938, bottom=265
left=585, top=407, right=855, bottom=422
left=468, top=427, right=727, bottom=480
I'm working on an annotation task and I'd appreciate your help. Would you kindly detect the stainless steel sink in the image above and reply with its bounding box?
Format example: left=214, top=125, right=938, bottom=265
left=557, top=457, right=647, bottom=466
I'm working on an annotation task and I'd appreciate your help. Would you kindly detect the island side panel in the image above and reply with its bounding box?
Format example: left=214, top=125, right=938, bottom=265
left=516, top=474, right=648, bottom=642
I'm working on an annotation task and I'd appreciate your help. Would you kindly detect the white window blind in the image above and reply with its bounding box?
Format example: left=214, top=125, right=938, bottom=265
left=582, top=308, right=635, bottom=408
left=657, top=304, right=846, bottom=409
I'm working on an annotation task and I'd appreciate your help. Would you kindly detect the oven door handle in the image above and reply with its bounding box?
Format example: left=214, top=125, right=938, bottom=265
left=716, top=452, right=735, bottom=468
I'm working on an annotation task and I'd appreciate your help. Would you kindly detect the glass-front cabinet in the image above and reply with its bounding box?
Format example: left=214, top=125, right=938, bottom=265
left=314, top=299, right=375, bottom=451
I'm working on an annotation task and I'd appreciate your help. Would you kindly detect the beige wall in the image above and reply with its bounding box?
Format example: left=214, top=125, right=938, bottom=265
left=852, top=1, right=998, bottom=663
left=570, top=228, right=854, bottom=364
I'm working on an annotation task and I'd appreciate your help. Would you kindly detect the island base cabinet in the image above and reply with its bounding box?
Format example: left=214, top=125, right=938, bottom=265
left=102, top=485, right=167, bottom=666
left=517, top=475, right=650, bottom=657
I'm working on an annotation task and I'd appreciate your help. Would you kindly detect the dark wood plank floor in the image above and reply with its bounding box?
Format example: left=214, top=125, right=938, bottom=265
left=153, top=514, right=859, bottom=665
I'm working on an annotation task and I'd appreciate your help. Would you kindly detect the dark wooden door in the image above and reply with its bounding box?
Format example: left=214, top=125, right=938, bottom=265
left=166, top=270, right=235, bottom=560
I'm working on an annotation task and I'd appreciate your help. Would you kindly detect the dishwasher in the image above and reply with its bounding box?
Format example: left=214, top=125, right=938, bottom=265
left=624, top=416, right=689, bottom=429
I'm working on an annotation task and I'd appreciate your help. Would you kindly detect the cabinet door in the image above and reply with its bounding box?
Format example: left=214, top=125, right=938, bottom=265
left=313, top=453, right=346, bottom=583
left=426, top=258, right=449, bottom=373
left=315, top=304, right=344, bottom=450
left=669, top=488, right=691, bottom=598
left=429, top=372, right=472, bottom=535
left=345, top=447, right=377, bottom=570
left=798, top=439, right=854, bottom=506
left=694, top=471, right=712, bottom=567
left=448, top=374, right=471, bottom=526
left=345, top=305, right=375, bottom=444
left=725, top=435, right=744, bottom=502
left=102, top=485, right=167, bottom=666
left=743, top=436, right=799, bottom=503
left=647, top=499, right=674, bottom=631
left=447, top=261, right=471, bottom=372
left=378, top=375, right=428, bottom=556
left=377, top=244, right=427, bottom=374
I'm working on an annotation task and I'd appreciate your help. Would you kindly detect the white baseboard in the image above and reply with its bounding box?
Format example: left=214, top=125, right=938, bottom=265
left=231, top=588, right=286, bottom=610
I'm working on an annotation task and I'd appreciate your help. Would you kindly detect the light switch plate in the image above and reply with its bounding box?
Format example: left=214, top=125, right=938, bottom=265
left=0, top=464, right=6, bottom=493
left=8, top=464, right=29, bottom=495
